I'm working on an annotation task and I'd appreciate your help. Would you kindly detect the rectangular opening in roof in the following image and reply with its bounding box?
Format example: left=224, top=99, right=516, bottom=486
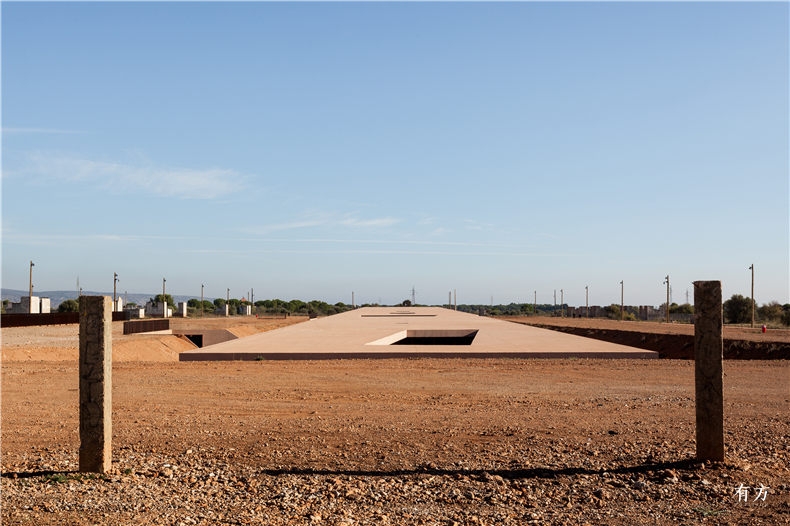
left=366, top=329, right=478, bottom=346
left=361, top=314, right=437, bottom=318
left=392, top=329, right=478, bottom=346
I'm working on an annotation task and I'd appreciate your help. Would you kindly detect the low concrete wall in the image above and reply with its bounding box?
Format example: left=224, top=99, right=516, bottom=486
left=2, top=311, right=129, bottom=327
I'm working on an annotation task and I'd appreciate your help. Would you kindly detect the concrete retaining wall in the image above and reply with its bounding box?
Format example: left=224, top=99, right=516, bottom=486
left=123, top=319, right=171, bottom=335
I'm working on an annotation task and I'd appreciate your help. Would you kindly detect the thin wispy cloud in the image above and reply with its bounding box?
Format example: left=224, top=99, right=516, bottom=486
left=463, top=219, right=494, bottom=232
left=3, top=127, right=83, bottom=135
left=22, top=153, right=244, bottom=199
left=244, top=220, right=330, bottom=234
left=187, top=247, right=573, bottom=258
left=246, top=237, right=510, bottom=248
left=339, top=217, right=400, bottom=228
left=0, top=222, right=207, bottom=247
left=243, top=214, right=401, bottom=235
left=2, top=232, right=143, bottom=247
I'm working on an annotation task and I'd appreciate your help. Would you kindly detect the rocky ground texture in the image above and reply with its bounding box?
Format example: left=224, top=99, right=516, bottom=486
left=2, top=319, right=789, bottom=524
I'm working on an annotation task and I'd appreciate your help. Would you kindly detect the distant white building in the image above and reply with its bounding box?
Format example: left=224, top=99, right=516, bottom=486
left=145, top=300, right=172, bottom=318
left=124, top=305, right=146, bottom=319
left=7, top=296, right=51, bottom=314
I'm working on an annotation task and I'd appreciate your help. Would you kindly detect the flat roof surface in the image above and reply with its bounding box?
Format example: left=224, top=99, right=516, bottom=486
left=179, top=307, right=658, bottom=361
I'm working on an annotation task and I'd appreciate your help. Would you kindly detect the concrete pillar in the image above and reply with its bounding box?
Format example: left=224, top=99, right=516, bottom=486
left=22, top=296, right=40, bottom=314
left=693, top=281, right=724, bottom=462
left=79, top=296, right=112, bottom=473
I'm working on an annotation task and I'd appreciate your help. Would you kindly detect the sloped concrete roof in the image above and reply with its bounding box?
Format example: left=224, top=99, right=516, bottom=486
left=179, top=307, right=658, bottom=361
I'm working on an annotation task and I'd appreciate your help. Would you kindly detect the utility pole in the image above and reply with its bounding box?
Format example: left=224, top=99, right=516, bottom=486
left=201, top=284, right=204, bottom=317
left=113, top=273, right=119, bottom=312
left=449, top=291, right=452, bottom=309
left=227, top=288, right=230, bottom=317
left=560, top=289, right=564, bottom=317
left=28, top=261, right=35, bottom=312
left=411, top=286, right=416, bottom=305
left=162, top=278, right=167, bottom=318
left=453, top=289, right=457, bottom=310
left=620, top=280, right=624, bottom=321
left=749, top=264, right=755, bottom=328
left=585, top=286, right=589, bottom=318
left=553, top=289, right=557, bottom=315
left=664, top=275, right=671, bottom=323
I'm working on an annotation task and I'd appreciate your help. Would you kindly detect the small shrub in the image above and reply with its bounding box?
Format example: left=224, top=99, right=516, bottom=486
left=44, top=473, right=69, bottom=484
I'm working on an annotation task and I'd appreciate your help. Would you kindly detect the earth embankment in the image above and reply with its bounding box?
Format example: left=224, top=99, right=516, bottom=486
left=0, top=316, right=306, bottom=362
left=503, top=316, right=790, bottom=359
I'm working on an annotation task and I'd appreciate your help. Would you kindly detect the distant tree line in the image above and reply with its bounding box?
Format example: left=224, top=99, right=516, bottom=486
left=450, top=297, right=790, bottom=326
left=456, top=303, right=541, bottom=316
left=58, top=299, right=80, bottom=312
left=723, top=294, right=790, bottom=326
left=22, top=292, right=790, bottom=326
left=44, top=294, right=353, bottom=318
left=183, top=297, right=354, bottom=317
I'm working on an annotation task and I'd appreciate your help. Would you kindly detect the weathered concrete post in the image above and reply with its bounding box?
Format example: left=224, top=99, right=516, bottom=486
left=693, top=280, right=724, bottom=462
left=79, top=296, right=112, bottom=473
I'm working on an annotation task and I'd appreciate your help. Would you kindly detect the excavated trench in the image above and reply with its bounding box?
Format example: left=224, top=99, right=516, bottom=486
left=530, top=324, right=790, bottom=360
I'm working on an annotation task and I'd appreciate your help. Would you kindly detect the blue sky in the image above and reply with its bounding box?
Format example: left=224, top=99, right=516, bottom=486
left=2, top=2, right=788, bottom=307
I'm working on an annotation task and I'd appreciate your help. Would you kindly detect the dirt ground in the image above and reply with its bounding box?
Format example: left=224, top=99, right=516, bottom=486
left=1, top=316, right=788, bottom=525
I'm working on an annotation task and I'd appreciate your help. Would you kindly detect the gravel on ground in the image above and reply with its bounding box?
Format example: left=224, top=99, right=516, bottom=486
left=2, top=347, right=788, bottom=525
